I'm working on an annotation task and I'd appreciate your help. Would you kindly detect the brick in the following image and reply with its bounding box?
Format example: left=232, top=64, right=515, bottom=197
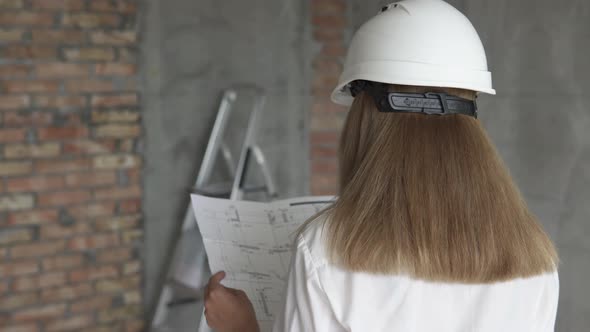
left=125, top=168, right=141, bottom=184
left=123, top=290, right=141, bottom=304
left=13, top=272, right=67, bottom=292
left=98, top=304, right=141, bottom=323
left=6, top=176, right=64, bottom=192
left=35, top=158, right=90, bottom=174
left=95, top=214, right=140, bottom=232
left=0, top=28, right=24, bottom=42
left=125, top=320, right=144, bottom=332
left=70, top=296, right=112, bottom=313
left=91, top=94, right=137, bottom=108
left=63, top=47, right=115, bottom=62
left=95, top=63, right=137, bottom=76
left=3, top=112, right=53, bottom=127
left=312, top=14, right=347, bottom=29
left=4, top=143, right=61, bottom=159
left=0, top=228, right=34, bottom=245
left=65, top=79, right=115, bottom=93
left=312, top=98, right=346, bottom=113
left=311, top=174, right=338, bottom=193
left=37, top=127, right=88, bottom=140
left=311, top=145, right=338, bottom=159
left=32, top=29, right=86, bottom=43
left=63, top=140, right=116, bottom=155
left=312, top=57, right=342, bottom=73
left=11, top=241, right=65, bottom=258
left=1, top=324, right=39, bottom=332
left=1, top=45, right=56, bottom=59
left=69, top=265, right=118, bottom=282
left=13, top=304, right=66, bottom=322
left=0, top=12, right=54, bottom=26
left=0, top=293, right=38, bottom=311
left=121, top=229, right=141, bottom=244
left=40, top=222, right=91, bottom=240
left=310, top=131, right=340, bottom=145
left=97, top=247, right=133, bottom=263
left=0, top=128, right=26, bottom=143
left=34, top=96, right=86, bottom=109
left=38, top=190, right=92, bottom=207
left=0, top=0, right=22, bottom=9
left=90, top=0, right=137, bottom=13
left=0, top=64, right=30, bottom=78
left=119, top=141, right=137, bottom=153
left=311, top=159, right=339, bottom=174
left=32, top=0, right=84, bottom=10
left=311, top=112, right=345, bottom=131
left=94, top=185, right=141, bottom=200
left=46, top=314, right=93, bottom=332
left=122, top=261, right=140, bottom=275
left=65, top=171, right=117, bottom=187
left=62, top=13, right=120, bottom=28
left=0, top=261, right=39, bottom=277
left=320, top=41, right=346, bottom=57
left=7, top=209, right=59, bottom=226
left=90, top=31, right=136, bottom=45
left=119, top=199, right=140, bottom=213
left=36, top=63, right=88, bottom=78
left=42, top=254, right=83, bottom=271
left=91, top=110, right=139, bottom=123
left=0, top=161, right=32, bottom=176
left=0, top=95, right=30, bottom=111
left=40, top=283, right=91, bottom=302
left=117, top=47, right=137, bottom=63
left=0, top=194, right=34, bottom=211
left=3, top=80, right=59, bottom=93
left=95, top=124, right=140, bottom=138
left=93, top=154, right=140, bottom=169
left=84, top=326, right=114, bottom=332
left=68, top=233, right=119, bottom=250
left=67, top=202, right=115, bottom=219
left=313, top=28, right=344, bottom=41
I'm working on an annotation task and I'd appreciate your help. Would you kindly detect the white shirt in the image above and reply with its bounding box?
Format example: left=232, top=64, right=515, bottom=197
left=272, top=220, right=559, bottom=332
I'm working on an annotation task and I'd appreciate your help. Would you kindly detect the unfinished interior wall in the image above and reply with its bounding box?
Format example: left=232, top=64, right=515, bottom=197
left=349, top=0, right=590, bottom=330
left=141, top=0, right=311, bottom=311
left=0, top=1, right=143, bottom=330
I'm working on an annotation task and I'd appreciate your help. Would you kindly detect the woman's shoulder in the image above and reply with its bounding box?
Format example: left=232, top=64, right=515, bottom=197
left=296, top=213, right=331, bottom=269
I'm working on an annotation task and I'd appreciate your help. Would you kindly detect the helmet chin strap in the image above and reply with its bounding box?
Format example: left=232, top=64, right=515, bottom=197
left=349, top=80, right=478, bottom=118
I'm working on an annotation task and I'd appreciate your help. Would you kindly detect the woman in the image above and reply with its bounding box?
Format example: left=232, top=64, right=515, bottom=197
left=203, top=1, right=560, bottom=331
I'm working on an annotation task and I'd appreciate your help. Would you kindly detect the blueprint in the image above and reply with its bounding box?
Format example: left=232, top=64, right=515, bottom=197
left=190, top=194, right=334, bottom=332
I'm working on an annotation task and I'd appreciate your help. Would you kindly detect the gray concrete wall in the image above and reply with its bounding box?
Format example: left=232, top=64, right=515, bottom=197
left=351, top=0, right=590, bottom=330
left=140, top=0, right=311, bottom=311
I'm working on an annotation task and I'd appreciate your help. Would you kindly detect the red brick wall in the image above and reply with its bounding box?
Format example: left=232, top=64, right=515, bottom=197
left=0, top=0, right=143, bottom=331
left=310, top=0, right=348, bottom=195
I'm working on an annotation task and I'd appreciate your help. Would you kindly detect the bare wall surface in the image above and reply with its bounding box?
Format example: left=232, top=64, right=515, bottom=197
left=140, top=0, right=310, bottom=310
left=352, top=0, right=590, bottom=330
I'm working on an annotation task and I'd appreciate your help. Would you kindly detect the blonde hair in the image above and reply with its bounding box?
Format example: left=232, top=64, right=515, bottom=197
left=308, top=84, right=558, bottom=283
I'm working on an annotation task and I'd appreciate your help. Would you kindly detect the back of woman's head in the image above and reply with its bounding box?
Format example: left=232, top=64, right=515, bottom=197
left=324, top=84, right=557, bottom=283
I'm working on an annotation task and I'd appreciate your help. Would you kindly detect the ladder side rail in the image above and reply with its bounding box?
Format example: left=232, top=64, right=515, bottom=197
left=229, top=88, right=266, bottom=201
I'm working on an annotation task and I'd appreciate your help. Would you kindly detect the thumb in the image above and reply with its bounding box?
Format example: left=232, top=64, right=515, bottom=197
left=209, top=271, right=226, bottom=286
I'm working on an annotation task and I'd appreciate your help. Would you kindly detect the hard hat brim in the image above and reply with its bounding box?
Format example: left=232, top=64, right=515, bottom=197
left=331, top=60, right=496, bottom=106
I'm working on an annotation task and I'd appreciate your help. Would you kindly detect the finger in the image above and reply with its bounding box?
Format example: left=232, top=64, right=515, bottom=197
left=204, top=283, right=210, bottom=299
left=208, top=271, right=226, bottom=286
left=223, top=285, right=244, bottom=297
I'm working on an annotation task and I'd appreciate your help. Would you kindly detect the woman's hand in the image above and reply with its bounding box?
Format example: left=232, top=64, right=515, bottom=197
left=204, top=271, right=260, bottom=332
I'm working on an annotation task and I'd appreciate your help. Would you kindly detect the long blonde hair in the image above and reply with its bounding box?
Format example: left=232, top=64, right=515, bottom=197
left=313, top=84, right=557, bottom=283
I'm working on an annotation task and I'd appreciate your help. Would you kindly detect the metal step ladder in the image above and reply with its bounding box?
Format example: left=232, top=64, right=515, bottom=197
left=150, top=85, right=277, bottom=332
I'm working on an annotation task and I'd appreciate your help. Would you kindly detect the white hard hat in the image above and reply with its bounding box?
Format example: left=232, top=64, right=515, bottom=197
left=332, top=0, right=495, bottom=106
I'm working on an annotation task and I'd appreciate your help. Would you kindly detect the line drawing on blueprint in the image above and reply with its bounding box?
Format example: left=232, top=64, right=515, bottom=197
left=191, top=194, right=334, bottom=331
